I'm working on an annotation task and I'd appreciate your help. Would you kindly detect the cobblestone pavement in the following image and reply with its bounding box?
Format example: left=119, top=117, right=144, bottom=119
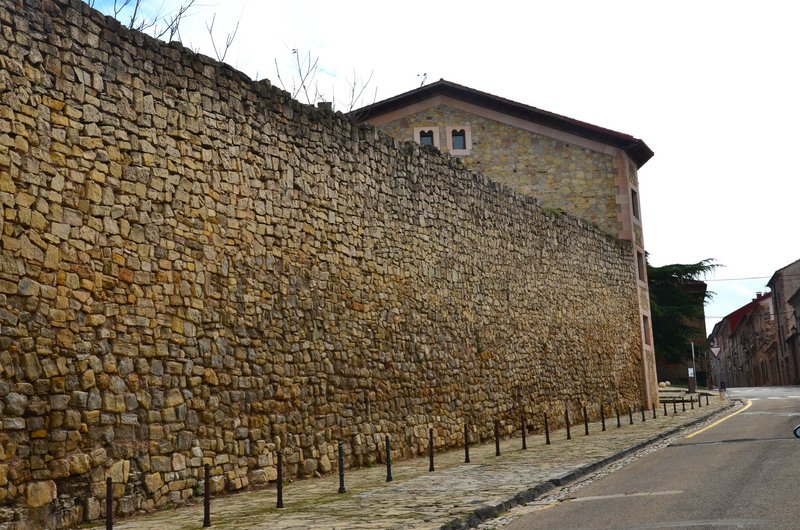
left=90, top=395, right=734, bottom=530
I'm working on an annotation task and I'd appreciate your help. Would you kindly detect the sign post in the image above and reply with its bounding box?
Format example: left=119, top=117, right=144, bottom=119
left=688, top=342, right=697, bottom=394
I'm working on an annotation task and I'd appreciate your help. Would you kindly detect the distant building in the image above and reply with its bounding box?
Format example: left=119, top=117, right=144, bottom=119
left=787, top=288, right=800, bottom=379
left=709, top=293, right=776, bottom=387
left=356, top=79, right=657, bottom=400
left=767, top=258, right=800, bottom=384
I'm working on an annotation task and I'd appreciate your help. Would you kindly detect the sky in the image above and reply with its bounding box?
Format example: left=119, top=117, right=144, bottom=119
left=93, top=0, right=800, bottom=338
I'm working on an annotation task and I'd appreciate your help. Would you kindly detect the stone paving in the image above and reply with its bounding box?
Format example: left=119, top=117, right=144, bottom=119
left=89, top=395, right=733, bottom=530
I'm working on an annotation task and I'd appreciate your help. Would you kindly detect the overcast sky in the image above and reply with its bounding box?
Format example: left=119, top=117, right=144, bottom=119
left=94, top=0, right=799, bottom=338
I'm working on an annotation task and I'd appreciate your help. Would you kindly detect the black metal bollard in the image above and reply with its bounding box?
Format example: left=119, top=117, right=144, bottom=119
left=652, top=402, right=657, bottom=420
left=385, top=435, right=393, bottom=482
left=338, top=442, right=346, bottom=493
left=464, top=424, right=470, bottom=463
left=663, top=400, right=667, bottom=417
left=616, top=405, right=621, bottom=428
left=682, top=397, right=686, bottom=412
left=601, top=405, right=606, bottom=432
left=544, top=412, right=551, bottom=445
left=565, top=408, right=571, bottom=440
left=673, top=400, right=677, bottom=415
left=203, top=464, right=211, bottom=527
left=641, top=405, right=646, bottom=422
left=521, top=414, right=527, bottom=450
left=583, top=406, right=589, bottom=436
left=429, top=428, right=435, bottom=471
left=106, top=477, right=113, bottom=530
left=698, top=394, right=702, bottom=408
left=276, top=452, right=284, bottom=508
left=494, top=420, right=501, bottom=456
left=629, top=405, right=633, bottom=425
left=690, top=396, right=694, bottom=410
left=706, top=395, right=709, bottom=406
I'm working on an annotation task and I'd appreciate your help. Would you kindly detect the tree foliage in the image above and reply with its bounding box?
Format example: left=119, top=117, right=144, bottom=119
left=647, top=258, right=718, bottom=363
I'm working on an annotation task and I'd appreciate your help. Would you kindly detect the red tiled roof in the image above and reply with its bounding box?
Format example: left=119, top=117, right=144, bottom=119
left=725, top=292, right=772, bottom=335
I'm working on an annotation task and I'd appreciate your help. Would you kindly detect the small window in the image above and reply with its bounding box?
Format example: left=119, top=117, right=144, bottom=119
left=636, top=251, right=645, bottom=282
left=643, top=315, right=652, bottom=345
left=451, top=129, right=466, bottom=150
left=414, top=126, right=440, bottom=148
left=446, top=125, right=472, bottom=154
left=631, top=189, right=640, bottom=220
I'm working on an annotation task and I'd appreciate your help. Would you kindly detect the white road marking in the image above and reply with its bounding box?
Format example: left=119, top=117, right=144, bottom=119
left=626, top=519, right=762, bottom=528
left=568, top=490, right=684, bottom=502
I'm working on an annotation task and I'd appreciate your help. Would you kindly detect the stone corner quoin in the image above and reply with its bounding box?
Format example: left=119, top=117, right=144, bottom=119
left=0, top=0, right=645, bottom=527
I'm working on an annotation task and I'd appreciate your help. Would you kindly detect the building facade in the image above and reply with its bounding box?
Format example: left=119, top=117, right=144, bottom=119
left=356, top=80, right=657, bottom=402
left=767, top=258, right=800, bottom=384
left=787, top=288, right=800, bottom=378
left=709, top=293, right=776, bottom=387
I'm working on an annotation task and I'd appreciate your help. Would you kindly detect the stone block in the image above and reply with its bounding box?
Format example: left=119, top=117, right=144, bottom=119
left=151, top=457, right=171, bottom=473
left=68, top=454, right=91, bottom=475
left=209, top=475, right=225, bottom=494
left=26, top=480, right=57, bottom=508
left=106, top=460, right=130, bottom=484
left=143, top=472, right=163, bottom=493
left=4, top=418, right=26, bottom=430
left=171, top=453, right=186, bottom=472
left=163, top=388, right=184, bottom=407
left=4, top=392, right=27, bottom=416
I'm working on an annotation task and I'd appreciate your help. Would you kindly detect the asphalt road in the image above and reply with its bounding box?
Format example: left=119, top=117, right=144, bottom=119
left=500, top=387, right=800, bottom=530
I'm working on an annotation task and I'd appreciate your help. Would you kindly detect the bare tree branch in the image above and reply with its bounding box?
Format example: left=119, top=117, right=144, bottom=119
left=113, top=0, right=133, bottom=18
left=206, top=12, right=240, bottom=62
left=128, top=0, right=142, bottom=30
left=343, top=69, right=374, bottom=112
left=157, top=0, right=193, bottom=41
left=273, top=47, right=377, bottom=112
left=106, top=0, right=195, bottom=43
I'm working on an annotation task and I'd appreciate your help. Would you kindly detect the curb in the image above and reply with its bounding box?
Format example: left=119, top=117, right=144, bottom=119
left=440, top=401, right=738, bottom=530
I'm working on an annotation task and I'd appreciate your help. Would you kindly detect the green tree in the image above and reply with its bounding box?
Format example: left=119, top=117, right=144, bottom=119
left=647, top=258, right=718, bottom=363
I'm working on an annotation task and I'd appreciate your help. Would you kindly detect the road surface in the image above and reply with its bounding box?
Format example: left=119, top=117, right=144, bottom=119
left=497, top=387, right=800, bottom=530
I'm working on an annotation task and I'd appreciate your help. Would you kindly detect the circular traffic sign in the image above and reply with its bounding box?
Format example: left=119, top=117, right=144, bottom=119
left=794, top=425, right=800, bottom=439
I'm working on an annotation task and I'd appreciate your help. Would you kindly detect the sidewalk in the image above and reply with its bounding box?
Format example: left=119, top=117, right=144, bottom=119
left=91, top=395, right=734, bottom=530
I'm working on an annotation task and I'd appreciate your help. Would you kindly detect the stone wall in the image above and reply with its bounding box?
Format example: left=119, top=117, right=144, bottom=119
left=0, top=0, right=643, bottom=527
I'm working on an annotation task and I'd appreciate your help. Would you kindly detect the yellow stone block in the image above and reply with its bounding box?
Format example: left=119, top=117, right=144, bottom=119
left=171, top=316, right=184, bottom=334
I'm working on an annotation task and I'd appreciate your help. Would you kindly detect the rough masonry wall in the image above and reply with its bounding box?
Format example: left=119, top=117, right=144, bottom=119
left=376, top=105, right=622, bottom=237
left=0, top=1, right=643, bottom=527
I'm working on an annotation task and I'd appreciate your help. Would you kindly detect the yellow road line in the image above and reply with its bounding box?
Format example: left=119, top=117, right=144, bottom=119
left=685, top=400, right=752, bottom=439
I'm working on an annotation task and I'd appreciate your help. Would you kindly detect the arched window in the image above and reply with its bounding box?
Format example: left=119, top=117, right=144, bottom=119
left=419, top=130, right=434, bottom=146
left=446, top=125, right=471, bottom=154
left=414, top=126, right=440, bottom=148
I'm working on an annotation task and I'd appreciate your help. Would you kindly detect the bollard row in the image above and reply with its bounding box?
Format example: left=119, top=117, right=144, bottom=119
left=184, top=394, right=712, bottom=525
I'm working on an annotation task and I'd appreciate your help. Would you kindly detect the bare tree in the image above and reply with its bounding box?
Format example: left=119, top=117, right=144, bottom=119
left=274, top=49, right=322, bottom=105
left=91, top=0, right=195, bottom=42
left=205, top=13, right=240, bottom=62
left=341, top=69, right=376, bottom=113
left=273, top=48, right=376, bottom=113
